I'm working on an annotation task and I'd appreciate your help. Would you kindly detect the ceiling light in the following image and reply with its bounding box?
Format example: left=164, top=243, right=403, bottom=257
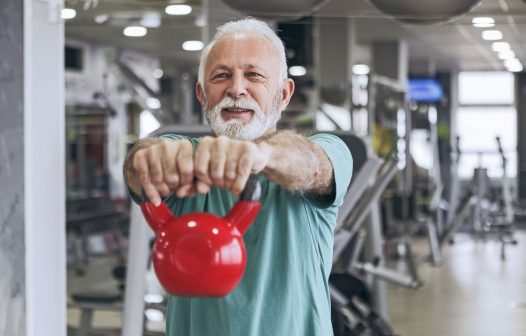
left=474, top=22, right=495, bottom=28
left=141, top=12, right=161, bottom=28
left=504, top=58, right=522, bottom=69
left=145, top=309, right=164, bottom=322
left=182, top=40, right=204, bottom=51
left=491, top=42, right=511, bottom=52
left=153, top=69, right=164, bottom=79
left=123, top=26, right=147, bottom=37
left=472, top=17, right=494, bottom=28
left=94, top=14, right=109, bottom=24
left=165, top=5, right=192, bottom=15
left=288, top=66, right=307, bottom=77
left=61, top=8, right=76, bottom=20
left=507, top=64, right=523, bottom=72
left=146, top=97, right=161, bottom=109
left=482, top=30, right=503, bottom=41
left=498, top=50, right=515, bottom=60
left=352, top=64, right=370, bottom=75
left=144, top=294, right=164, bottom=304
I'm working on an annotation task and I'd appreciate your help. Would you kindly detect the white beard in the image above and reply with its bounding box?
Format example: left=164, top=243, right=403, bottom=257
left=204, top=93, right=282, bottom=141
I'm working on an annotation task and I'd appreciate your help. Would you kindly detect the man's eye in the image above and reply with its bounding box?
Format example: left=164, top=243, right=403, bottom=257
left=246, top=72, right=262, bottom=78
left=213, top=73, right=228, bottom=79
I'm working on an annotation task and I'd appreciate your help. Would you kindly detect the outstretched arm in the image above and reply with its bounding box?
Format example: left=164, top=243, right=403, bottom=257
left=123, top=130, right=335, bottom=206
left=257, top=130, right=334, bottom=196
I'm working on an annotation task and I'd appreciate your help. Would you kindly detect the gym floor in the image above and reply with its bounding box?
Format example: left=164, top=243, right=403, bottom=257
left=67, top=229, right=526, bottom=336
left=388, top=229, right=526, bottom=336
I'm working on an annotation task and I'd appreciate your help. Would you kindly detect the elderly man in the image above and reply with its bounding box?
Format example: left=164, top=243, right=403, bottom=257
left=124, top=18, right=353, bottom=336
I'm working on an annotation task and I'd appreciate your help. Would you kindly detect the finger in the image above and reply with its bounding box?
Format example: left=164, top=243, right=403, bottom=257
left=147, top=147, right=170, bottom=203
left=231, top=151, right=254, bottom=195
left=132, top=150, right=160, bottom=205
left=147, top=147, right=163, bottom=185
left=195, top=180, right=211, bottom=194
left=210, top=136, right=228, bottom=188
left=143, top=183, right=162, bottom=206
left=177, top=140, right=195, bottom=187
left=176, top=183, right=196, bottom=198
left=155, top=182, right=171, bottom=198
left=194, top=138, right=213, bottom=186
left=161, top=141, right=179, bottom=191
left=224, top=149, right=239, bottom=191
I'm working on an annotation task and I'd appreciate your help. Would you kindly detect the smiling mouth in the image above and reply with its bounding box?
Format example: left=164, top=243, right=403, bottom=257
left=222, top=107, right=254, bottom=114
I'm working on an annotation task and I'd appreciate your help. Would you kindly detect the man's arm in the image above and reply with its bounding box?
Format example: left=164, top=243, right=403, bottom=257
left=257, top=130, right=334, bottom=196
left=123, top=131, right=336, bottom=205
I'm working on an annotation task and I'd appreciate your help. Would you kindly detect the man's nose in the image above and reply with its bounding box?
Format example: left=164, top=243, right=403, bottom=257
left=226, top=73, right=248, bottom=99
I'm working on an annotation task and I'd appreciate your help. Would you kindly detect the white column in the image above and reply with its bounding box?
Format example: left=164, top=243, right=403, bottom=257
left=24, top=1, right=65, bottom=336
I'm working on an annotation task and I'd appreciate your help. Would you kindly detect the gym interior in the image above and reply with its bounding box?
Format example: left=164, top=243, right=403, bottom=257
left=2, top=0, right=526, bottom=335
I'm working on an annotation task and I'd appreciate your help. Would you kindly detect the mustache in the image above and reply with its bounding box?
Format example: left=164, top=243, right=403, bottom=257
left=212, top=96, right=262, bottom=115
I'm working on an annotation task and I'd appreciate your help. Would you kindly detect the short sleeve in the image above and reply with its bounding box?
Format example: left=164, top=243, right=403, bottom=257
left=305, top=133, right=353, bottom=209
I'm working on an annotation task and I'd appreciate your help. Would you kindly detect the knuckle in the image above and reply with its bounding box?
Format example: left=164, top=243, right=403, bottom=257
left=132, top=150, right=146, bottom=168
left=194, top=166, right=207, bottom=178
left=165, top=175, right=179, bottom=186
left=179, top=166, right=192, bottom=177
left=200, top=136, right=213, bottom=145
left=216, top=135, right=229, bottom=146
left=210, top=170, right=223, bottom=181
left=139, top=172, right=149, bottom=183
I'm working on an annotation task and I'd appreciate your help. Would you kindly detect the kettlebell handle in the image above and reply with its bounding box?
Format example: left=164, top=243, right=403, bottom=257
left=140, top=174, right=261, bottom=234
left=224, top=174, right=261, bottom=235
left=239, top=174, right=261, bottom=202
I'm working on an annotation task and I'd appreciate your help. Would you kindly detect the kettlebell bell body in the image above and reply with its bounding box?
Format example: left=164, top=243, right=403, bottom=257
left=141, top=175, right=261, bottom=297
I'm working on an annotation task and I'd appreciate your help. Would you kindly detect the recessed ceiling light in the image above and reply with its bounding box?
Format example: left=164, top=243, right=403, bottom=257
left=165, top=5, right=192, bottom=15
left=145, top=308, right=164, bottom=322
left=123, top=26, right=147, bottom=37
left=288, top=66, right=307, bottom=77
left=61, top=8, right=76, bottom=20
left=141, top=12, right=161, bottom=28
left=498, top=50, right=515, bottom=60
left=153, top=69, right=164, bottom=79
left=507, top=64, right=523, bottom=72
left=482, top=30, right=503, bottom=41
left=182, top=40, right=204, bottom=51
left=472, top=17, right=495, bottom=28
left=146, top=97, right=161, bottom=109
left=94, top=14, right=109, bottom=24
left=474, top=22, right=495, bottom=28
left=504, top=58, right=522, bottom=69
left=352, top=64, right=370, bottom=75
left=491, top=42, right=511, bottom=52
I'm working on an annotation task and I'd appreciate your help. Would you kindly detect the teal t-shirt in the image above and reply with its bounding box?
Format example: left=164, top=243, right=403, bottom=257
left=143, top=133, right=353, bottom=336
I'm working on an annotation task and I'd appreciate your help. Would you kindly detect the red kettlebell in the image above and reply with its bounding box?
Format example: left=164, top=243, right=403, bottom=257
left=140, top=174, right=261, bottom=297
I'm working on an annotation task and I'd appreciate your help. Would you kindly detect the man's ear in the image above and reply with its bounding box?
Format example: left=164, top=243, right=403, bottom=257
left=279, top=78, right=295, bottom=111
left=196, top=82, right=205, bottom=109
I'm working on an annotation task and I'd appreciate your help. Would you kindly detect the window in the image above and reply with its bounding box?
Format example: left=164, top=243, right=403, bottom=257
left=457, top=71, right=516, bottom=179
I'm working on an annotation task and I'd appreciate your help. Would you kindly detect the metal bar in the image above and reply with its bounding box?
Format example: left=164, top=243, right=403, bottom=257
left=121, top=204, right=153, bottom=336
left=355, top=262, right=419, bottom=289
left=440, top=194, right=477, bottom=246
left=336, top=158, right=382, bottom=228
left=337, top=159, right=399, bottom=235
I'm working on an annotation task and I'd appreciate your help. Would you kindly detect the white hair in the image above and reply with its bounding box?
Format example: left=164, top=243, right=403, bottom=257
left=198, top=17, right=288, bottom=85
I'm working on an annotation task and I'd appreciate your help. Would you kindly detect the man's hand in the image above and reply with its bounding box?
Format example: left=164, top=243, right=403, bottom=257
left=126, top=138, right=195, bottom=206
left=193, top=136, right=269, bottom=196
left=124, top=136, right=270, bottom=206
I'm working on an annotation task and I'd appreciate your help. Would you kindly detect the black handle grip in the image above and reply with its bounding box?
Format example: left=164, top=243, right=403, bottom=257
left=239, top=174, right=261, bottom=202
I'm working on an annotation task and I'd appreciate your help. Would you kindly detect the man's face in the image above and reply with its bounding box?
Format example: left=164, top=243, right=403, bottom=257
left=197, top=34, right=294, bottom=140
